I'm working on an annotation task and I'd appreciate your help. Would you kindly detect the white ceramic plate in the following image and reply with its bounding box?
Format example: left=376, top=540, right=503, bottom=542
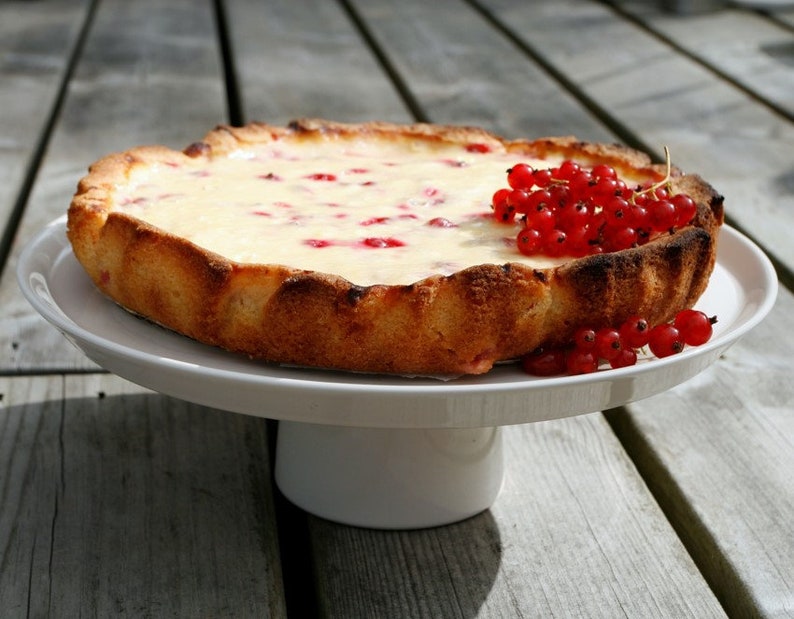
left=18, top=218, right=777, bottom=429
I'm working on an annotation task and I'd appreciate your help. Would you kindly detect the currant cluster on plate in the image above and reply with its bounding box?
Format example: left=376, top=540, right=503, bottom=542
left=492, top=157, right=698, bottom=257
left=522, top=309, right=718, bottom=376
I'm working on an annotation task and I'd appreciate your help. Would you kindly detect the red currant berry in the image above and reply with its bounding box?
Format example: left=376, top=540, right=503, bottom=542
left=529, top=189, right=554, bottom=211
left=549, top=184, right=572, bottom=209
left=532, top=168, right=553, bottom=188
left=527, top=205, right=556, bottom=233
left=635, top=228, right=652, bottom=246
left=516, top=227, right=543, bottom=256
left=603, top=196, right=630, bottom=227
left=565, top=349, right=598, bottom=375
left=588, top=177, right=620, bottom=202
left=610, top=347, right=638, bottom=369
left=543, top=229, right=568, bottom=257
left=672, top=193, right=697, bottom=227
left=492, top=188, right=514, bottom=223
left=588, top=211, right=607, bottom=234
left=507, top=188, right=533, bottom=214
left=507, top=163, right=535, bottom=190
left=647, top=199, right=677, bottom=232
left=568, top=171, right=593, bottom=196
left=619, top=315, right=651, bottom=348
left=594, top=327, right=623, bottom=361
left=628, top=203, right=649, bottom=230
left=521, top=348, right=567, bottom=376
left=591, top=163, right=617, bottom=180
left=565, top=225, right=592, bottom=257
left=648, top=324, right=685, bottom=358
left=557, top=160, right=581, bottom=180
left=557, top=201, right=590, bottom=231
left=632, top=192, right=648, bottom=207
left=654, top=186, right=670, bottom=200
left=606, top=226, right=638, bottom=251
left=573, top=327, right=596, bottom=351
left=674, top=309, right=716, bottom=346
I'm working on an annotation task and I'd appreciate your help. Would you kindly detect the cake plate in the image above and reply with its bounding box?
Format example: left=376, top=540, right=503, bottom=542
left=18, top=218, right=777, bottom=529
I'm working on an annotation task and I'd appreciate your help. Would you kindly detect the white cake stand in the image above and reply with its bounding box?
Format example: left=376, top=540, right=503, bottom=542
left=18, top=218, right=778, bottom=529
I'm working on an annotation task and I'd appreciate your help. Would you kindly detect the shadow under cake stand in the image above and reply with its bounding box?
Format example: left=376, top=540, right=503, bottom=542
left=18, top=219, right=777, bottom=529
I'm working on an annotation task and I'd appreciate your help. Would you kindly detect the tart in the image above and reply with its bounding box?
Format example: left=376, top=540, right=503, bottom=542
left=66, top=119, right=724, bottom=376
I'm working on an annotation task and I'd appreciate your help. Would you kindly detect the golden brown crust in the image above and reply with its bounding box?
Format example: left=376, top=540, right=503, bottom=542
left=67, top=119, right=723, bottom=376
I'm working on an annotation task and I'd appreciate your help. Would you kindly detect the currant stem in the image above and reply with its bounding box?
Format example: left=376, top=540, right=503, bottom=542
left=642, top=146, right=673, bottom=197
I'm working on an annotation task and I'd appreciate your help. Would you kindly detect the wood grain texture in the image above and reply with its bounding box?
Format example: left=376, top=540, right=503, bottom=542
left=347, top=0, right=617, bottom=142
left=0, top=0, right=90, bottom=228
left=221, top=0, right=413, bottom=125
left=616, top=1, right=794, bottom=119
left=0, top=374, right=286, bottom=617
left=311, top=415, right=725, bottom=618
left=0, top=375, right=63, bottom=617
left=0, top=0, right=227, bottom=373
left=769, top=6, right=794, bottom=28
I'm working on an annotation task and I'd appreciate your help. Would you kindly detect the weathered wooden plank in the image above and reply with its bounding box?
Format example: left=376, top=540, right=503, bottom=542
left=0, top=374, right=286, bottom=617
left=477, top=0, right=794, bottom=272
left=0, top=375, right=63, bottom=618
left=607, top=287, right=794, bottom=617
left=221, top=0, right=412, bottom=125
left=770, top=8, right=794, bottom=28
left=346, top=0, right=617, bottom=142
left=0, top=0, right=90, bottom=231
left=312, top=414, right=725, bottom=618
left=1, top=0, right=227, bottom=373
left=616, top=2, right=794, bottom=119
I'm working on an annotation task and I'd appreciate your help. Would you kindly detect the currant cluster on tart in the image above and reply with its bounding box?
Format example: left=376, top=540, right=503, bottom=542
left=67, top=119, right=724, bottom=376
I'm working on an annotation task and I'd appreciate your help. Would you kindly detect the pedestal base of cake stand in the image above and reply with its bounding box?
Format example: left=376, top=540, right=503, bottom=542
left=274, top=421, right=503, bottom=529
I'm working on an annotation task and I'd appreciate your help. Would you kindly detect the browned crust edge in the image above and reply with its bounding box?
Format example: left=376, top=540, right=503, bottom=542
left=67, top=119, right=724, bottom=376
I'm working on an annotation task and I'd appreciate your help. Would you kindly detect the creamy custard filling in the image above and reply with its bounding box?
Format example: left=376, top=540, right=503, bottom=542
left=115, top=138, right=572, bottom=286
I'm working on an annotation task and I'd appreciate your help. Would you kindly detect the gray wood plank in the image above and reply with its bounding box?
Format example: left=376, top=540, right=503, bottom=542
left=0, top=0, right=90, bottom=231
left=772, top=9, right=794, bottom=28
left=746, top=3, right=794, bottom=28
left=0, top=375, right=63, bottom=617
left=221, top=0, right=412, bottom=125
left=0, top=374, right=286, bottom=617
left=617, top=2, right=794, bottom=119
left=312, top=414, right=725, bottom=618
left=1, top=0, right=227, bottom=373
left=346, top=0, right=617, bottom=142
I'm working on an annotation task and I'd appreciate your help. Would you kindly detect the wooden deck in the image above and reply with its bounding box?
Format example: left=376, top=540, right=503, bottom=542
left=2, top=0, right=793, bottom=616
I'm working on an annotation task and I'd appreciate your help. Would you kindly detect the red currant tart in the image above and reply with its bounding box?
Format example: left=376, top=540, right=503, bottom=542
left=67, top=119, right=723, bottom=375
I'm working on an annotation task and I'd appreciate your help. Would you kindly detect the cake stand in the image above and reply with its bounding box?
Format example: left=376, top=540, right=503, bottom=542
left=18, top=218, right=778, bottom=529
